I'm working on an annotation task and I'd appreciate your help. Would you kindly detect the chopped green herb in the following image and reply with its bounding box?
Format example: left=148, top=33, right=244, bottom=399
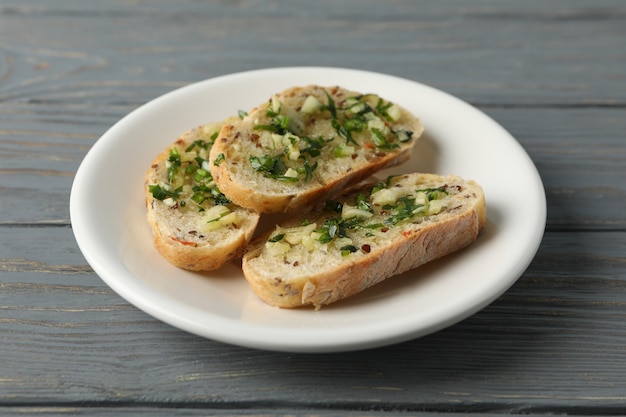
left=370, top=128, right=399, bottom=150
left=340, top=245, right=358, bottom=257
left=419, top=186, right=449, bottom=201
left=343, top=95, right=373, bottom=115
left=210, top=187, right=231, bottom=206
left=185, top=138, right=214, bottom=153
left=364, top=222, right=385, bottom=229
left=316, top=218, right=338, bottom=243
left=194, top=168, right=210, bottom=182
left=213, top=153, right=225, bottom=166
left=248, top=91, right=413, bottom=185
left=395, top=129, right=413, bottom=143
left=249, top=154, right=299, bottom=182
left=384, top=195, right=423, bottom=225
left=185, top=141, right=199, bottom=152
left=371, top=182, right=387, bottom=195
left=299, top=135, right=328, bottom=157
left=149, top=127, right=232, bottom=211
left=355, top=193, right=371, bottom=212
left=250, top=154, right=283, bottom=175
left=149, top=184, right=181, bottom=201
left=386, top=175, right=401, bottom=185
left=191, top=192, right=207, bottom=205
left=333, top=143, right=355, bottom=158
left=167, top=147, right=182, bottom=181
left=269, top=233, right=285, bottom=243
left=194, top=156, right=205, bottom=167
left=331, top=117, right=358, bottom=146
left=298, top=158, right=318, bottom=182
left=323, top=91, right=337, bottom=118
left=343, top=117, right=365, bottom=133
left=315, top=215, right=365, bottom=245
left=266, top=181, right=453, bottom=257
left=254, top=107, right=291, bottom=135
left=324, top=200, right=343, bottom=213
left=185, top=164, right=198, bottom=175
left=253, top=124, right=279, bottom=133
left=375, top=98, right=395, bottom=121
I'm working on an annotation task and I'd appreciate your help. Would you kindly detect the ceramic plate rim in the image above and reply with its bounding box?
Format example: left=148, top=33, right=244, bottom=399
left=70, top=66, right=546, bottom=353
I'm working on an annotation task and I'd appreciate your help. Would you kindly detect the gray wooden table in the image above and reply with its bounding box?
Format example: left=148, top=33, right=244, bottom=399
left=1, top=1, right=625, bottom=415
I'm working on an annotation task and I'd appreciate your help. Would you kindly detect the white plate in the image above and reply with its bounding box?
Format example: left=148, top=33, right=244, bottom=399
left=70, top=67, right=546, bottom=353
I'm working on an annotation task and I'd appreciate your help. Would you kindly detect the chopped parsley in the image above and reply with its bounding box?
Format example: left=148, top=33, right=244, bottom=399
left=370, top=128, right=399, bottom=149
left=249, top=154, right=298, bottom=182
left=185, top=134, right=217, bottom=152
left=248, top=90, right=415, bottom=184
left=314, top=215, right=368, bottom=244
left=268, top=233, right=285, bottom=243
left=299, top=158, right=318, bottom=182
left=355, top=192, right=371, bottom=211
left=293, top=183, right=450, bottom=256
left=149, top=134, right=231, bottom=211
left=375, top=97, right=395, bottom=122
left=299, top=135, right=328, bottom=157
left=340, top=245, right=358, bottom=257
left=323, top=91, right=337, bottom=118
left=249, top=133, right=322, bottom=182
left=148, top=184, right=181, bottom=201
left=383, top=195, right=422, bottom=226
left=167, top=147, right=181, bottom=181
left=254, top=101, right=291, bottom=134
left=213, top=153, right=225, bottom=166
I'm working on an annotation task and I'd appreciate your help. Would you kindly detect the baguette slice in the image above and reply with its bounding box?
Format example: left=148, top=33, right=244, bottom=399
left=145, top=120, right=260, bottom=271
left=209, top=85, right=423, bottom=213
left=242, top=173, right=486, bottom=308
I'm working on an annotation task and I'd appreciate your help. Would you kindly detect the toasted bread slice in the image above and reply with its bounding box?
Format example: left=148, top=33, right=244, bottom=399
left=242, top=173, right=486, bottom=308
left=145, top=120, right=260, bottom=271
left=209, top=85, right=423, bottom=213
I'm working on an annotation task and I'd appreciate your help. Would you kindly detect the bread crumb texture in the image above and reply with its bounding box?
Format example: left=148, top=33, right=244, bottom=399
left=144, top=86, right=485, bottom=311
left=145, top=120, right=259, bottom=271
left=209, top=85, right=424, bottom=213
left=242, top=173, right=486, bottom=308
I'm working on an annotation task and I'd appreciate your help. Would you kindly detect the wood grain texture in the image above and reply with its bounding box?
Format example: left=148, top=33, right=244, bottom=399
left=1, top=228, right=626, bottom=414
left=1, top=0, right=626, bottom=415
left=1, top=0, right=625, bottom=106
left=4, top=410, right=606, bottom=417
left=1, top=1, right=624, bottom=226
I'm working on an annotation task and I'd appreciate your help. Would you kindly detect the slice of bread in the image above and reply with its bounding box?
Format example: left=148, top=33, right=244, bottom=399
left=145, top=120, right=260, bottom=271
left=209, top=85, right=424, bottom=213
left=242, top=173, right=486, bottom=308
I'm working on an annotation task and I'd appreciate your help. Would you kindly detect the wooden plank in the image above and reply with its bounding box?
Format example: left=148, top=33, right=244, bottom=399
left=1, top=409, right=622, bottom=417
left=1, top=226, right=625, bottom=412
left=0, top=0, right=624, bottom=106
left=4, top=409, right=615, bottom=417
left=485, top=108, right=626, bottom=230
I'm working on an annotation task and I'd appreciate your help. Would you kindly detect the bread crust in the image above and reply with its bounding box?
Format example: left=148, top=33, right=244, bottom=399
left=145, top=122, right=260, bottom=271
left=242, top=173, right=486, bottom=308
left=209, top=85, right=423, bottom=213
